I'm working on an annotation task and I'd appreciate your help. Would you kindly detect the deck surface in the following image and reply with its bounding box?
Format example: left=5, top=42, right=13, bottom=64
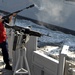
left=0, top=56, right=13, bottom=75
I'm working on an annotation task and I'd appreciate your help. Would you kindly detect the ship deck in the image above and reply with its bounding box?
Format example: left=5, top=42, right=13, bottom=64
left=0, top=49, right=13, bottom=75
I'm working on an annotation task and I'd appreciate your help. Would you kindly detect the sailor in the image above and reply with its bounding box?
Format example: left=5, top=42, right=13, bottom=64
left=0, top=13, right=16, bottom=70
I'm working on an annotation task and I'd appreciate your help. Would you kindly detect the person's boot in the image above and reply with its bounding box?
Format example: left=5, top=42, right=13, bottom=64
left=5, top=64, right=12, bottom=70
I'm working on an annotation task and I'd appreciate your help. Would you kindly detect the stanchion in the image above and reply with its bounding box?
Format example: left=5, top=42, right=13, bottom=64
left=13, top=31, right=31, bottom=75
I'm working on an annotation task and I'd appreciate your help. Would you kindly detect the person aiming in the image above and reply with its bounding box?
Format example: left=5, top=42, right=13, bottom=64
left=0, top=4, right=37, bottom=70
left=0, top=13, right=16, bottom=70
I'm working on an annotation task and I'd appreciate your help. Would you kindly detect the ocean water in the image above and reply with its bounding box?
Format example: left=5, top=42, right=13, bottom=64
left=15, top=19, right=75, bottom=48
left=1, top=12, right=75, bottom=49
left=14, top=18, right=75, bottom=61
left=0, top=11, right=75, bottom=59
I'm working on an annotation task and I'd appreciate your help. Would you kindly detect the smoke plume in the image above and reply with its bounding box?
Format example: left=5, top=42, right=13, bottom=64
left=31, top=0, right=74, bottom=25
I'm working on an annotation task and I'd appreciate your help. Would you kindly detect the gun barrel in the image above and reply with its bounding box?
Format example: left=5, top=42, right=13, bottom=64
left=22, top=29, right=42, bottom=37
left=2, top=4, right=35, bottom=19
left=26, top=4, right=34, bottom=9
left=11, top=25, right=42, bottom=37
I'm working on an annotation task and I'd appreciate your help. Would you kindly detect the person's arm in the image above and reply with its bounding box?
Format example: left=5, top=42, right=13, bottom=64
left=3, top=13, right=17, bottom=28
left=0, top=18, right=12, bottom=28
left=8, top=13, right=17, bottom=23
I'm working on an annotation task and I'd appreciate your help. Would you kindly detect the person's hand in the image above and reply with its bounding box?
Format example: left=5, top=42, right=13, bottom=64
left=12, top=13, right=17, bottom=17
left=0, top=19, right=3, bottom=22
left=9, top=15, right=13, bottom=20
left=9, top=13, right=17, bottom=19
left=0, top=16, right=3, bottom=22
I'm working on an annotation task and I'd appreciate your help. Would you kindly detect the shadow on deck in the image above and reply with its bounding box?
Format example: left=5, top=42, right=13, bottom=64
left=0, top=69, right=13, bottom=75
